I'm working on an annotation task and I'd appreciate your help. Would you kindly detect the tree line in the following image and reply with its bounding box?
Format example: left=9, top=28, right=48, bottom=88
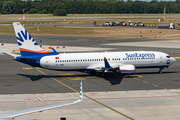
left=0, top=0, right=180, bottom=14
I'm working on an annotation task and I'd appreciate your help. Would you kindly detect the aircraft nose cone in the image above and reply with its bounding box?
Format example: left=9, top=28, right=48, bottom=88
left=171, top=57, right=176, bottom=64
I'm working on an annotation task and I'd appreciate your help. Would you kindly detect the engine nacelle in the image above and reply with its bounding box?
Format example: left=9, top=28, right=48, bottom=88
left=117, top=65, right=136, bottom=75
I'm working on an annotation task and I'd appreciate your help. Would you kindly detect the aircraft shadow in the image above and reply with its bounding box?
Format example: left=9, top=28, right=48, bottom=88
left=17, top=71, right=177, bottom=85
left=18, top=73, right=101, bottom=81
left=135, top=71, right=179, bottom=75
left=17, top=74, right=47, bottom=81
left=103, top=76, right=123, bottom=85
left=17, top=73, right=125, bottom=85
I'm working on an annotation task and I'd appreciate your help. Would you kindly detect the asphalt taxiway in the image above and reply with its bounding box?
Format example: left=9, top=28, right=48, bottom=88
left=1, top=34, right=180, bottom=120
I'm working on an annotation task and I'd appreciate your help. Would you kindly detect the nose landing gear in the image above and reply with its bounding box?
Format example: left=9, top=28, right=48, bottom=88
left=158, top=66, right=169, bottom=74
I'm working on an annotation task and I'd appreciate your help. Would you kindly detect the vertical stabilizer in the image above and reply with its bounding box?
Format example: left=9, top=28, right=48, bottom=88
left=13, top=22, right=58, bottom=56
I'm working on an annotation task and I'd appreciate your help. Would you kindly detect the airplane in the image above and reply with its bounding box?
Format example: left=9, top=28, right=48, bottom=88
left=6, top=22, right=176, bottom=76
left=0, top=80, right=82, bottom=119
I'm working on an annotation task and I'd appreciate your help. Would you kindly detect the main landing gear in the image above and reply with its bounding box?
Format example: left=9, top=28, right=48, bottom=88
left=159, top=68, right=163, bottom=74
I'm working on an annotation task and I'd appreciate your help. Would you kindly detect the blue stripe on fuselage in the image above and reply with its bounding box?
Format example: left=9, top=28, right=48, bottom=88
left=42, top=65, right=170, bottom=71
left=16, top=52, right=59, bottom=67
left=120, top=70, right=135, bottom=75
left=136, top=65, right=169, bottom=69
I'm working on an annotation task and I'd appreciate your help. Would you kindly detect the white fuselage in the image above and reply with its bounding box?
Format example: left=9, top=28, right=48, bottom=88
left=40, top=51, right=176, bottom=71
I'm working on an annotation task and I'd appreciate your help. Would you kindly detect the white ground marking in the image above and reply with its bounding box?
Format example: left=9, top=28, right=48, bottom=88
left=67, top=93, right=74, bottom=97
left=103, top=40, right=180, bottom=49
left=36, top=97, right=44, bottom=101
left=0, top=43, right=114, bottom=53
left=0, top=90, right=180, bottom=120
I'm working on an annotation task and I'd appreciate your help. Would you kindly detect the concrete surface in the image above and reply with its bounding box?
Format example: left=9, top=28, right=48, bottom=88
left=0, top=34, right=180, bottom=120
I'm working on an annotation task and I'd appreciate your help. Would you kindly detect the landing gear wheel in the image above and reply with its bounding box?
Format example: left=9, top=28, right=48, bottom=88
left=159, top=69, right=163, bottom=74
left=96, top=72, right=102, bottom=77
left=102, top=74, right=106, bottom=77
left=89, top=71, right=96, bottom=75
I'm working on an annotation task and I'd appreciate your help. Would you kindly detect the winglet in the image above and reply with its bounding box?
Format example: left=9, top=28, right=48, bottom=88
left=78, top=80, right=83, bottom=101
left=104, top=57, right=111, bottom=72
left=0, top=80, right=83, bottom=119
left=51, top=48, right=59, bottom=54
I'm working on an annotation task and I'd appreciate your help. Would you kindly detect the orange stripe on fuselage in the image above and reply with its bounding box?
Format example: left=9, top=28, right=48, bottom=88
left=120, top=69, right=134, bottom=71
left=20, top=48, right=52, bottom=54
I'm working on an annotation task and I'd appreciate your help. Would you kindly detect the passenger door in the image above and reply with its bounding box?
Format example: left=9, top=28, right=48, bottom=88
left=45, top=58, right=50, bottom=67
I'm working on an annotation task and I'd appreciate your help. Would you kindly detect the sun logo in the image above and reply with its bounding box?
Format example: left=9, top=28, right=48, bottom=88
left=16, top=30, right=38, bottom=47
left=166, top=59, right=170, bottom=64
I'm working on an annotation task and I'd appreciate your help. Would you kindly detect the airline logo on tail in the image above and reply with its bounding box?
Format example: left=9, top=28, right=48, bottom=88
left=13, top=22, right=58, bottom=56
left=16, top=29, right=38, bottom=47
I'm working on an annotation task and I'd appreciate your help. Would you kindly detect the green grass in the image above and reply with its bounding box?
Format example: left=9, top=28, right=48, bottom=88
left=1, top=13, right=180, bottom=20
left=1, top=25, right=180, bottom=38
left=0, top=25, right=14, bottom=34
left=0, top=14, right=180, bottom=26
left=0, top=14, right=179, bottom=38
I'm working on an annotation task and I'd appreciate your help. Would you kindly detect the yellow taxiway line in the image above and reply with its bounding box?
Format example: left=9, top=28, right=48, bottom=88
left=173, top=57, right=180, bottom=59
left=36, top=68, right=134, bottom=120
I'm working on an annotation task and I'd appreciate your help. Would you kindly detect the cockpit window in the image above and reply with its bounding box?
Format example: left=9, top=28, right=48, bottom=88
left=166, top=56, right=170, bottom=58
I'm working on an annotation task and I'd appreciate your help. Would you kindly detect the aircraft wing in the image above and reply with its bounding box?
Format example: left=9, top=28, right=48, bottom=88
left=86, top=57, right=135, bottom=75
left=86, top=57, right=119, bottom=72
left=0, top=81, right=83, bottom=119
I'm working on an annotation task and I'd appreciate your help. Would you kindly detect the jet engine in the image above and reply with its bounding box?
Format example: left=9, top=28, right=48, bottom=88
left=116, top=65, right=135, bottom=75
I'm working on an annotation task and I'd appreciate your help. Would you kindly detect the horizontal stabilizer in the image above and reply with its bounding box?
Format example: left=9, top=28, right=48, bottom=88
left=5, top=52, right=20, bottom=57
